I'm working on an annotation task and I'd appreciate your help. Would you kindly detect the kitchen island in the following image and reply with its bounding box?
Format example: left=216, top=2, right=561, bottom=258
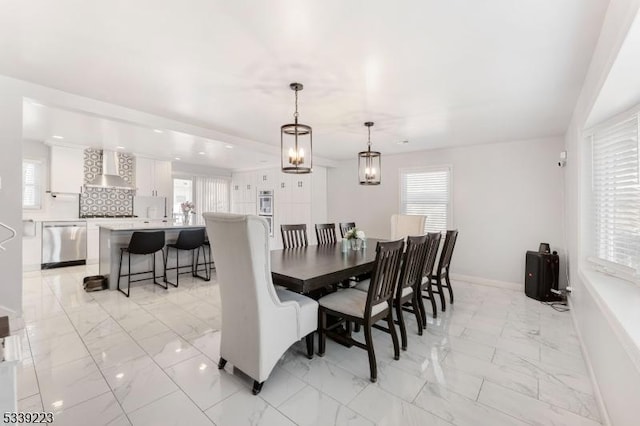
left=98, top=222, right=207, bottom=290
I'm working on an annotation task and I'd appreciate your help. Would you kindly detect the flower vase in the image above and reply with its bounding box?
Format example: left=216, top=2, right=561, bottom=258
left=183, top=213, right=190, bottom=225
left=351, top=239, right=363, bottom=250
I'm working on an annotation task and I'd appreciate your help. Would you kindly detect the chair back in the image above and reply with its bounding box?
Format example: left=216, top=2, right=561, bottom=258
left=396, top=235, right=429, bottom=298
left=437, top=229, right=459, bottom=272
left=281, top=224, right=308, bottom=248
left=423, top=232, right=442, bottom=280
left=365, top=239, right=405, bottom=315
left=390, top=214, right=426, bottom=239
left=203, top=213, right=295, bottom=382
left=315, top=223, right=337, bottom=245
left=128, top=231, right=165, bottom=254
left=174, top=228, right=206, bottom=250
left=339, top=222, right=356, bottom=238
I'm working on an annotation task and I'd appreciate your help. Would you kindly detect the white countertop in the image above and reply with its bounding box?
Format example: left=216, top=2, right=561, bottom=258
left=99, top=223, right=205, bottom=231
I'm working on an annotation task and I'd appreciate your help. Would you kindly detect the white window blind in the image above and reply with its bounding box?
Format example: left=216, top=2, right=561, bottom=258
left=193, top=176, right=230, bottom=223
left=23, top=159, right=42, bottom=209
left=400, top=167, right=451, bottom=233
left=592, top=115, right=640, bottom=274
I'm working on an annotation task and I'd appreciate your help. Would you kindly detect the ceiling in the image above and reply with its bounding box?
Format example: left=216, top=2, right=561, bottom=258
left=1, top=0, right=609, bottom=169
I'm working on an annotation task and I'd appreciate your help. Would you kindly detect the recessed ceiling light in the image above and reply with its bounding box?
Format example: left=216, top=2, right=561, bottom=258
left=198, top=151, right=206, bottom=155
left=153, top=129, right=164, bottom=133
left=52, top=135, right=64, bottom=139
left=397, top=140, right=409, bottom=145
left=175, top=157, right=181, bottom=160
left=225, top=144, right=233, bottom=149
left=115, top=146, right=125, bottom=150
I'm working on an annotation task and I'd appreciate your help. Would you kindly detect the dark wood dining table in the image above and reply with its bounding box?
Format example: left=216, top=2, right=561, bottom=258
left=270, top=238, right=384, bottom=294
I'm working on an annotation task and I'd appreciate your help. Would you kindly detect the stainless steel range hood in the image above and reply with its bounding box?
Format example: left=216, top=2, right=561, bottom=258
left=85, top=150, right=133, bottom=189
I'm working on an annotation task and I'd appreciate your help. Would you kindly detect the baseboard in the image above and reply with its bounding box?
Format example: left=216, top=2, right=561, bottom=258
left=567, top=295, right=612, bottom=426
left=450, top=273, right=521, bottom=291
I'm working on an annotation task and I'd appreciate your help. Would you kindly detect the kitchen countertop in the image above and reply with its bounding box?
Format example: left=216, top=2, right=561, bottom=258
left=99, top=223, right=205, bottom=231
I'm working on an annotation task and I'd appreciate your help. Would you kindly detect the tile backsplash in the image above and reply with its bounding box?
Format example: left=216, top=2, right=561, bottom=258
left=80, top=149, right=136, bottom=216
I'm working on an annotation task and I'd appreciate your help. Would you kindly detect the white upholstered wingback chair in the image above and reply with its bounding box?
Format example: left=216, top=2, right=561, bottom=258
left=390, top=214, right=427, bottom=239
left=203, top=213, right=318, bottom=395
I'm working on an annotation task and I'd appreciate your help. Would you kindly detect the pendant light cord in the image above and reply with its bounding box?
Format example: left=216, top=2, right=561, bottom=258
left=294, top=88, right=299, bottom=119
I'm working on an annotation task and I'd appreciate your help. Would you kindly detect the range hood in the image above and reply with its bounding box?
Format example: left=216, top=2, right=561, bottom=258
left=85, top=150, right=134, bottom=189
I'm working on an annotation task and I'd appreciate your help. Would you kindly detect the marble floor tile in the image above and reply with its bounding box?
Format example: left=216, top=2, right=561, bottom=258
left=445, top=335, right=495, bottom=361
left=374, top=361, right=428, bottom=402
left=348, top=384, right=452, bottom=426
left=164, top=354, right=243, bottom=410
left=538, top=377, right=601, bottom=422
left=424, top=364, right=483, bottom=400
left=16, top=358, right=39, bottom=400
left=86, top=331, right=146, bottom=370
left=137, top=330, right=201, bottom=368
left=278, top=385, right=373, bottom=426
left=186, top=330, right=221, bottom=362
left=18, top=394, right=43, bottom=412
left=50, top=392, right=130, bottom=426
left=257, top=366, right=307, bottom=408
left=413, top=382, right=529, bottom=426
left=205, top=391, right=296, bottom=426
left=103, top=355, right=178, bottom=413
left=36, top=356, right=111, bottom=412
left=30, top=332, right=90, bottom=369
left=128, top=390, right=213, bottom=426
left=25, top=314, right=76, bottom=343
left=478, top=381, right=601, bottom=426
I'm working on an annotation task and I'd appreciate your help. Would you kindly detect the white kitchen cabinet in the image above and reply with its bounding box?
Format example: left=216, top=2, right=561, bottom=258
left=136, top=157, right=172, bottom=197
left=86, top=227, right=99, bottom=264
left=257, top=169, right=277, bottom=189
left=290, top=174, right=312, bottom=204
left=50, top=145, right=85, bottom=193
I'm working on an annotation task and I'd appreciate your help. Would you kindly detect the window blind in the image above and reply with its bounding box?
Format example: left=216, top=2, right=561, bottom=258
left=400, top=167, right=451, bottom=233
left=592, top=115, right=640, bottom=274
left=23, top=159, right=42, bottom=209
left=193, top=176, right=230, bottom=224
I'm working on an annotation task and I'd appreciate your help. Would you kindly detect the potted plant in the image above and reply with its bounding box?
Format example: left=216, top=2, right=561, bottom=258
left=344, top=227, right=366, bottom=250
left=180, top=201, right=195, bottom=224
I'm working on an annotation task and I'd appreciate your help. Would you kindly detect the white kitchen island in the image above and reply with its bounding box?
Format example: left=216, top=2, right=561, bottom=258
left=98, top=223, right=207, bottom=290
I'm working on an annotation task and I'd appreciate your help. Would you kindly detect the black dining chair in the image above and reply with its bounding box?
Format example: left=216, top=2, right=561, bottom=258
left=164, top=228, right=207, bottom=287
left=429, top=229, right=459, bottom=311
left=117, top=231, right=167, bottom=297
left=315, top=223, right=337, bottom=245
left=339, top=222, right=356, bottom=239
left=318, top=239, right=405, bottom=383
left=356, top=235, right=429, bottom=349
left=281, top=224, right=308, bottom=249
left=419, top=232, right=442, bottom=321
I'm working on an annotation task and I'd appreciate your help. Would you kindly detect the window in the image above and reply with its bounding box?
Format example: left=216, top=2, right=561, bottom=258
left=173, top=176, right=230, bottom=223
left=591, top=114, right=640, bottom=276
left=400, top=166, right=451, bottom=233
left=23, top=159, right=43, bottom=209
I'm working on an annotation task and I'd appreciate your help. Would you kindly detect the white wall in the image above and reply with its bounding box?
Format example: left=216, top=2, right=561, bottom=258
left=0, top=83, right=24, bottom=319
left=327, top=137, right=565, bottom=286
left=564, top=1, right=640, bottom=425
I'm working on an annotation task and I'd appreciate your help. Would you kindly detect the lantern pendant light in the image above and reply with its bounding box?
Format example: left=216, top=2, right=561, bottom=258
left=358, top=121, right=381, bottom=185
left=281, top=82, right=312, bottom=174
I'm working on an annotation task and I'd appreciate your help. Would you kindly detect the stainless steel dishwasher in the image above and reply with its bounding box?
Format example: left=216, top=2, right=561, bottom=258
left=42, top=221, right=87, bottom=268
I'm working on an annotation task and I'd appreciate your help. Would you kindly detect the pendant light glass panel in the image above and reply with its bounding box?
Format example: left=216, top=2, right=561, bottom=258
left=281, top=82, right=312, bottom=174
left=358, top=149, right=381, bottom=185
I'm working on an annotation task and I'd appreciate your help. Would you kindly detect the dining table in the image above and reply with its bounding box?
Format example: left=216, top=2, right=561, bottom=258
left=270, top=238, right=384, bottom=294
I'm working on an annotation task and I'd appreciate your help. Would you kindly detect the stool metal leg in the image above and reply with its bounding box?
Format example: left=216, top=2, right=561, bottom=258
left=152, top=250, right=168, bottom=290
left=117, top=249, right=130, bottom=298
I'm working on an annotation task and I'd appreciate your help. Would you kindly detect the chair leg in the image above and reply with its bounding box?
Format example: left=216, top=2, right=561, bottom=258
left=127, top=251, right=132, bottom=296
left=252, top=380, right=264, bottom=395
left=305, top=333, right=314, bottom=359
left=395, top=300, right=407, bottom=351
left=412, top=294, right=423, bottom=336
left=318, top=310, right=326, bottom=356
left=218, top=358, right=227, bottom=369
left=386, top=310, right=400, bottom=361
left=153, top=251, right=168, bottom=290
left=445, top=268, right=454, bottom=304
left=417, top=291, right=427, bottom=328
left=363, top=320, right=377, bottom=383
left=436, top=275, right=446, bottom=312
left=117, top=250, right=130, bottom=298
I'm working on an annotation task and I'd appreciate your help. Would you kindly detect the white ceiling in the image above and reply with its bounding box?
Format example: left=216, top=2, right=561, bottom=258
left=1, top=0, right=609, bottom=169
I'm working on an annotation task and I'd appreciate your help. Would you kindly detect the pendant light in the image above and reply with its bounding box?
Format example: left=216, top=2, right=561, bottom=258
left=281, top=82, right=312, bottom=174
left=358, top=121, right=381, bottom=185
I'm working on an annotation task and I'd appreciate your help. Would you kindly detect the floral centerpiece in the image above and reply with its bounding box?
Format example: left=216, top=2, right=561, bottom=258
left=344, top=227, right=366, bottom=250
left=180, top=201, right=195, bottom=224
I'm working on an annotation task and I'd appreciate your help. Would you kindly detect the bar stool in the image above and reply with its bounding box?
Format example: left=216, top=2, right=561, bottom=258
left=164, top=228, right=207, bottom=287
left=195, top=239, right=214, bottom=281
left=117, top=231, right=167, bottom=298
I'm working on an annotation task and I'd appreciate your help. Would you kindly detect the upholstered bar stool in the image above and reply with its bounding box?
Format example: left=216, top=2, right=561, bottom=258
left=117, top=231, right=167, bottom=297
left=164, top=228, right=207, bottom=287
